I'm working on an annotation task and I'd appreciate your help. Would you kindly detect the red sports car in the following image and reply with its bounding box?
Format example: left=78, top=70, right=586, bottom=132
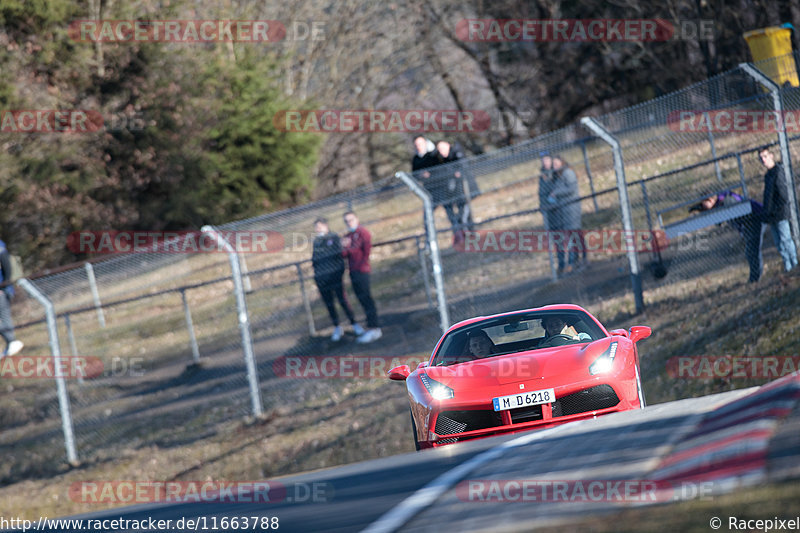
left=389, top=304, right=650, bottom=449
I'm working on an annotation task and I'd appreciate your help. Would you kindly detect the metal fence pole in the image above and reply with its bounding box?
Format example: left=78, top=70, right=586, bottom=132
left=295, top=263, right=317, bottom=336
left=395, top=172, right=450, bottom=333
left=580, top=117, right=645, bottom=314
left=239, top=253, right=253, bottom=293
left=414, top=235, right=435, bottom=311
left=84, top=262, right=106, bottom=328
left=704, top=112, right=723, bottom=183
left=179, top=288, right=201, bottom=364
left=740, top=62, right=800, bottom=250
left=200, top=225, right=263, bottom=417
left=18, top=278, right=78, bottom=464
left=63, top=313, right=84, bottom=385
left=735, top=152, right=749, bottom=199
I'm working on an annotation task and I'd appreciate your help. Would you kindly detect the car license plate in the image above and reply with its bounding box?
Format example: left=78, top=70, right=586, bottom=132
left=493, top=388, right=555, bottom=411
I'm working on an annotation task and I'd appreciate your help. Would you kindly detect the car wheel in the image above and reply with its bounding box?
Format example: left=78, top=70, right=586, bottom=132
left=410, top=409, right=421, bottom=451
left=635, top=363, right=646, bottom=409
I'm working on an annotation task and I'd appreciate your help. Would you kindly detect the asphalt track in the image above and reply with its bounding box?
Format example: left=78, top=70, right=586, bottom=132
left=24, top=373, right=800, bottom=532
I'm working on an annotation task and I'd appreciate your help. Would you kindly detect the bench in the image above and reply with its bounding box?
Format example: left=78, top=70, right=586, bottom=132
left=657, top=185, right=752, bottom=241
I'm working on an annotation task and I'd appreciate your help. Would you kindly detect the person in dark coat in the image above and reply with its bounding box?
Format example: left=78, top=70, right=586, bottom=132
left=549, top=156, right=583, bottom=274
left=428, top=140, right=477, bottom=245
left=758, top=147, right=797, bottom=273
left=312, top=218, right=362, bottom=341
left=691, top=191, right=766, bottom=283
left=0, top=240, right=23, bottom=357
left=412, top=136, right=436, bottom=174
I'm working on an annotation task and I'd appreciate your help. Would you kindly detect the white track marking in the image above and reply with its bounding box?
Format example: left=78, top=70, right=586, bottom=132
left=361, top=422, right=578, bottom=533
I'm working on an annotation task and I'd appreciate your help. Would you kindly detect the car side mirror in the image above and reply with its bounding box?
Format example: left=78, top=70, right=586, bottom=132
left=629, top=326, right=652, bottom=343
left=388, top=364, right=411, bottom=381
left=609, top=328, right=629, bottom=337
left=417, top=361, right=428, bottom=369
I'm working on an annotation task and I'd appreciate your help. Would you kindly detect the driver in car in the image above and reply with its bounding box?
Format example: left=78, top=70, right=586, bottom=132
left=540, top=316, right=582, bottom=346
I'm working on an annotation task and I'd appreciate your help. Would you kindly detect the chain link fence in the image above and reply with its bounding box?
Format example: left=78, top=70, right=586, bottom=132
left=2, top=52, right=799, bottom=480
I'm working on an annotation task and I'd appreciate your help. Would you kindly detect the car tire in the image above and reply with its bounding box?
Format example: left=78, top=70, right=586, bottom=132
left=410, top=409, right=421, bottom=451
left=635, top=363, right=646, bottom=409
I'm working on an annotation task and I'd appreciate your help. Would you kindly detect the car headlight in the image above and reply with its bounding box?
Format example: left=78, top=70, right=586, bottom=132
left=420, top=374, right=454, bottom=400
left=589, top=341, right=618, bottom=375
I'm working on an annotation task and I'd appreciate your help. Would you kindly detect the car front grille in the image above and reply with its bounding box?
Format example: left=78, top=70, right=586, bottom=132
left=553, top=385, right=620, bottom=417
left=510, top=404, right=543, bottom=423
left=434, top=410, right=503, bottom=436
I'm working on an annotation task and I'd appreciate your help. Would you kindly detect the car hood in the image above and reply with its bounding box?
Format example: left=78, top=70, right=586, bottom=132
left=425, top=338, right=619, bottom=387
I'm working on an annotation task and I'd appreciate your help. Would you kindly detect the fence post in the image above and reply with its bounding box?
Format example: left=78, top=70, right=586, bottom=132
left=580, top=117, right=645, bottom=314
left=200, top=225, right=263, bottom=417
left=63, top=313, right=84, bottom=385
left=740, top=62, right=800, bottom=251
left=239, top=253, right=253, bottom=293
left=395, top=172, right=450, bottom=333
left=414, top=235, right=435, bottom=310
left=704, top=112, right=723, bottom=183
left=18, top=278, right=79, bottom=464
left=179, top=288, right=201, bottom=364
left=295, top=263, right=317, bottom=336
left=84, top=262, right=106, bottom=328
left=735, top=152, right=749, bottom=199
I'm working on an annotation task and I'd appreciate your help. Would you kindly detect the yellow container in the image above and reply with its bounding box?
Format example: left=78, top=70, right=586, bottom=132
left=744, top=26, right=798, bottom=87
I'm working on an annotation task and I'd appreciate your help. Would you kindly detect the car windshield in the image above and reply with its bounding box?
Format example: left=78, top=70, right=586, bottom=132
left=431, top=310, right=606, bottom=367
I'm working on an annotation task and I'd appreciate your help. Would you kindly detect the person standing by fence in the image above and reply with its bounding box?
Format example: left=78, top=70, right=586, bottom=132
left=0, top=239, right=23, bottom=357
left=312, top=218, right=363, bottom=342
left=549, top=156, right=583, bottom=275
left=690, top=191, right=766, bottom=283
left=342, top=211, right=382, bottom=343
left=538, top=152, right=555, bottom=230
left=759, top=147, right=798, bottom=274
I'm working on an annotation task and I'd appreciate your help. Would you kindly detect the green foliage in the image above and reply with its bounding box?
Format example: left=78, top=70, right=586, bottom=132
left=0, top=0, right=74, bottom=34
left=202, top=52, right=321, bottom=222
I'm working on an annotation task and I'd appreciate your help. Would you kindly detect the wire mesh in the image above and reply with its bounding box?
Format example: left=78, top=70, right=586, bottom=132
left=4, top=53, right=799, bottom=481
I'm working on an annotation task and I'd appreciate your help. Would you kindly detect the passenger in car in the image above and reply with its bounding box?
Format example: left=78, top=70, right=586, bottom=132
left=465, top=330, right=496, bottom=359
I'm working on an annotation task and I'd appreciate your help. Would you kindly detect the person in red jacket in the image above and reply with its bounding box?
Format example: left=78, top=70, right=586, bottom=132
left=342, top=211, right=382, bottom=343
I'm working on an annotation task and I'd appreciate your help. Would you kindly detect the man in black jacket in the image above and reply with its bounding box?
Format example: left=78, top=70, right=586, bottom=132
left=759, top=148, right=798, bottom=273
left=430, top=140, right=477, bottom=245
left=0, top=240, right=23, bottom=357
left=312, top=218, right=362, bottom=341
left=412, top=136, right=436, bottom=175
